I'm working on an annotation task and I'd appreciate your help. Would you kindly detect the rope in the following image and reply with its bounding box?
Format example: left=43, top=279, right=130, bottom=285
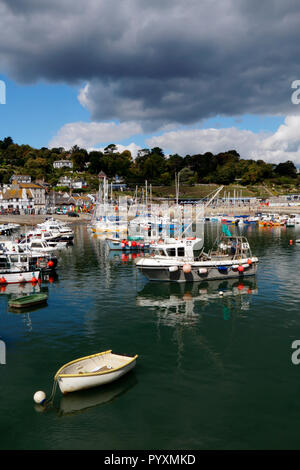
left=45, top=377, right=58, bottom=407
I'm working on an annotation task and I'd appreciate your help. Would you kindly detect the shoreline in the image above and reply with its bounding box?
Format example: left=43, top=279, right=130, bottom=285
left=0, top=205, right=298, bottom=227
left=0, top=213, right=91, bottom=226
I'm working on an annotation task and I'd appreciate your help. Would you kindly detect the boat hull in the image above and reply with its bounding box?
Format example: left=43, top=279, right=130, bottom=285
left=136, top=259, right=257, bottom=282
left=55, top=351, right=138, bottom=394
left=0, top=270, right=40, bottom=284
left=8, top=293, right=48, bottom=309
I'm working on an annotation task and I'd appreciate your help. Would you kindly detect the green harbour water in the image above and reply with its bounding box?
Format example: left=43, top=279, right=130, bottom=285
left=1, top=222, right=300, bottom=450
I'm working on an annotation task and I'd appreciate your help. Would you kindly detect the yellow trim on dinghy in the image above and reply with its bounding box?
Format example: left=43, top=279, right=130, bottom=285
left=54, top=350, right=138, bottom=379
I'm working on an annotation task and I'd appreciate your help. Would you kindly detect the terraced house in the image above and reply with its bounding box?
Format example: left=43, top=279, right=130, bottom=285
left=0, top=181, right=46, bottom=212
left=0, top=187, right=34, bottom=211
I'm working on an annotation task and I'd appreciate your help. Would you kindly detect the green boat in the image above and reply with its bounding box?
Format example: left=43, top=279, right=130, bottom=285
left=8, top=293, right=48, bottom=309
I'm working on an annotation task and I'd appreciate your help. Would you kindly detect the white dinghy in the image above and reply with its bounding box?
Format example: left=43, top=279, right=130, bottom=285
left=54, top=350, right=138, bottom=394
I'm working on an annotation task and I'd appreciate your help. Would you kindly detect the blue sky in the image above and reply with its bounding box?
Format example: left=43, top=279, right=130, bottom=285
left=0, top=75, right=89, bottom=148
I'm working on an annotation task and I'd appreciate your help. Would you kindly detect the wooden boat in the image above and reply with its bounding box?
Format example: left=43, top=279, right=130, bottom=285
left=8, top=293, right=48, bottom=309
left=54, top=350, right=138, bottom=394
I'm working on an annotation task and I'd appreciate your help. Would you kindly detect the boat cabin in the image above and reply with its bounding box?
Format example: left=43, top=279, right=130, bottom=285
left=151, top=237, right=203, bottom=261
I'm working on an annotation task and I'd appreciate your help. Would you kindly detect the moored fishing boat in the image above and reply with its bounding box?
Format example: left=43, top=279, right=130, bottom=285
left=54, top=350, right=138, bottom=394
left=135, top=233, right=258, bottom=282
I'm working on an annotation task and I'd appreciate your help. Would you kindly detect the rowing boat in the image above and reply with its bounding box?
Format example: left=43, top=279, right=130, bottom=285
left=8, top=293, right=48, bottom=309
left=54, top=350, right=138, bottom=394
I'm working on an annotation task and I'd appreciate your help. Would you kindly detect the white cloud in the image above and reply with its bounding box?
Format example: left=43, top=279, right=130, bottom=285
left=147, top=116, right=300, bottom=165
left=49, top=120, right=143, bottom=150
left=50, top=114, right=300, bottom=165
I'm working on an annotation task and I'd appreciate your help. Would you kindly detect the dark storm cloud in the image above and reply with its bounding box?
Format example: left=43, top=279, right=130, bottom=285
left=1, top=0, right=300, bottom=130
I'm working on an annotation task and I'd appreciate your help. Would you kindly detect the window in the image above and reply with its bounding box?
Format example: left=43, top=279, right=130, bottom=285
left=166, top=248, right=176, bottom=257
left=31, top=243, right=42, bottom=248
left=177, top=247, right=185, bottom=256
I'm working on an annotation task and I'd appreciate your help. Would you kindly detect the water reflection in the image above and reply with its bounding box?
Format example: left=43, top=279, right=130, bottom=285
left=137, top=278, right=258, bottom=327
left=56, top=373, right=138, bottom=417
left=0, top=282, right=41, bottom=296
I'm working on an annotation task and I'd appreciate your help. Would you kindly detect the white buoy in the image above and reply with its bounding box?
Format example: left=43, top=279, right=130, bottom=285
left=33, top=390, right=46, bottom=404
left=219, top=291, right=224, bottom=296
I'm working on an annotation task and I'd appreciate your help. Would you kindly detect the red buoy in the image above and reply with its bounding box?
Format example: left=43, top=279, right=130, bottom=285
left=48, top=260, right=54, bottom=267
left=32, top=276, right=38, bottom=283
left=238, top=265, right=244, bottom=273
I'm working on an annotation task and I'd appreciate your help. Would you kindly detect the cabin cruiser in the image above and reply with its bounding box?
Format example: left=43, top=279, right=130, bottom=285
left=135, top=235, right=258, bottom=282
left=0, top=250, right=40, bottom=284
left=18, top=233, right=68, bottom=250
left=0, top=242, right=58, bottom=275
left=17, top=238, right=59, bottom=253
left=37, top=219, right=74, bottom=241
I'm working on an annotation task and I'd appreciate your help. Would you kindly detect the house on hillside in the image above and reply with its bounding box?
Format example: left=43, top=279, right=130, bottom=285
left=53, top=160, right=73, bottom=169
left=10, top=174, right=31, bottom=184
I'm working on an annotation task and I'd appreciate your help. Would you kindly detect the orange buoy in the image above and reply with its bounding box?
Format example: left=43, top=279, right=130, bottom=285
left=182, top=263, right=192, bottom=274
left=247, top=259, right=252, bottom=265
left=238, top=265, right=244, bottom=273
left=0, top=276, right=6, bottom=284
left=32, top=276, right=38, bottom=283
left=48, top=260, right=54, bottom=268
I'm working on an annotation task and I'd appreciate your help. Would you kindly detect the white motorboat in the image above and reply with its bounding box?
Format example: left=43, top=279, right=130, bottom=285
left=37, top=219, right=74, bottom=241
left=0, top=250, right=40, bottom=284
left=135, top=234, right=258, bottom=282
left=17, top=239, right=59, bottom=253
left=54, top=350, right=138, bottom=394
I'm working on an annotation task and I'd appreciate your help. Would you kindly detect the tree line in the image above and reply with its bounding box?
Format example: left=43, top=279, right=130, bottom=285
left=0, top=137, right=298, bottom=189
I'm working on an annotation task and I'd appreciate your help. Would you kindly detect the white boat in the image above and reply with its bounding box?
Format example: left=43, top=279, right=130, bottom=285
left=0, top=250, right=40, bottom=284
left=18, top=239, right=58, bottom=253
left=135, top=234, right=258, bottom=282
left=54, top=350, right=138, bottom=394
left=37, top=219, right=74, bottom=241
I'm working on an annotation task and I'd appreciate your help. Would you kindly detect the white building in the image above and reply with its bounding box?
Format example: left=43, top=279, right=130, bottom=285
left=9, top=174, right=32, bottom=184
left=0, top=188, right=34, bottom=210
left=53, top=160, right=73, bottom=169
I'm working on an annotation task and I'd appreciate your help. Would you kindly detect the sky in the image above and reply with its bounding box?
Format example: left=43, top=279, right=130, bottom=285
left=1, top=0, right=300, bottom=164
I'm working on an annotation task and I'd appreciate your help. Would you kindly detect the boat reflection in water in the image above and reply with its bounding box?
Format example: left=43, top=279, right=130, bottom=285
left=0, top=282, right=41, bottom=296
left=56, top=373, right=138, bottom=417
left=136, top=278, right=258, bottom=326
